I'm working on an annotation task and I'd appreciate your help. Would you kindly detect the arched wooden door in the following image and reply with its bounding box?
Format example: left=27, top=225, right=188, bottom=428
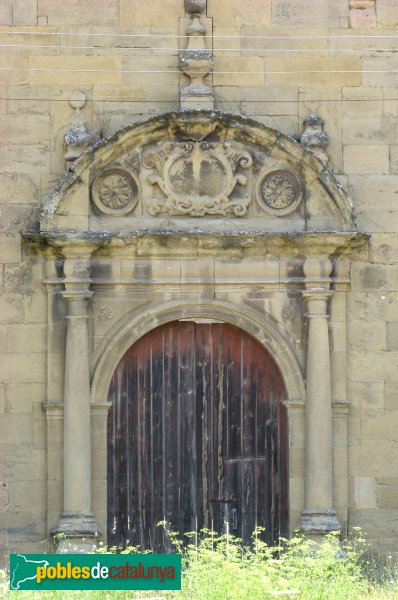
left=107, top=320, right=288, bottom=550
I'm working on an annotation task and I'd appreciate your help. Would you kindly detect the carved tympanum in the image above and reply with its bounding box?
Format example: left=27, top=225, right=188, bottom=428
left=143, top=141, right=252, bottom=216
left=91, top=168, right=139, bottom=215
left=256, top=170, right=302, bottom=216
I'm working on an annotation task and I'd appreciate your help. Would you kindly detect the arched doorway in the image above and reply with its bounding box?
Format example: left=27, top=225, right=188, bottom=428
left=107, top=320, right=288, bottom=550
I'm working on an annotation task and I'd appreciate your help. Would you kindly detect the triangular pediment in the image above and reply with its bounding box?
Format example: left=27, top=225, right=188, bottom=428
left=40, top=111, right=355, bottom=235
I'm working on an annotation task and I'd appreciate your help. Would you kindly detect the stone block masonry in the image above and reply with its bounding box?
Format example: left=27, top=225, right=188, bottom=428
left=0, top=0, right=397, bottom=558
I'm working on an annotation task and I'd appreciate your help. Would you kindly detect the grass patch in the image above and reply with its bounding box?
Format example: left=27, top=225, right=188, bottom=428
left=1, top=528, right=397, bottom=599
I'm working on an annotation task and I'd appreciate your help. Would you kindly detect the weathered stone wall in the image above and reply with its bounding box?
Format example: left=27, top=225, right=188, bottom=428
left=1, top=0, right=398, bottom=558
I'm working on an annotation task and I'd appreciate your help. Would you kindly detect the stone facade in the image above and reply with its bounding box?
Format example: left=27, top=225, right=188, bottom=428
left=0, top=0, right=397, bottom=559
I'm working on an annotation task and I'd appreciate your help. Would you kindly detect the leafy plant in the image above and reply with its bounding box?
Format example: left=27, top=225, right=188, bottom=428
left=0, top=528, right=397, bottom=599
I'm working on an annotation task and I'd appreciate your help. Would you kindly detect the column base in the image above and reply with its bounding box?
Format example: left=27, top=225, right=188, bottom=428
left=51, top=512, right=100, bottom=553
left=299, top=509, right=341, bottom=537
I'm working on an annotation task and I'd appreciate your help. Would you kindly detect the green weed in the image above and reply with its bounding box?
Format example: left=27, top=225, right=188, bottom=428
left=1, top=528, right=397, bottom=600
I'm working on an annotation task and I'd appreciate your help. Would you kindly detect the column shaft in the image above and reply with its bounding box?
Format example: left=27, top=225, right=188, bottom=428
left=305, top=298, right=333, bottom=509
left=63, top=296, right=91, bottom=513
left=300, top=291, right=340, bottom=535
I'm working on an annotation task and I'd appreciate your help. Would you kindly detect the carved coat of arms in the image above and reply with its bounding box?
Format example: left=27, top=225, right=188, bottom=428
left=143, top=141, right=253, bottom=217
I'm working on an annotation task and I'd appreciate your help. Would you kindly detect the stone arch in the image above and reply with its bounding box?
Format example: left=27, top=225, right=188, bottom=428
left=41, top=110, right=355, bottom=233
left=91, top=297, right=305, bottom=407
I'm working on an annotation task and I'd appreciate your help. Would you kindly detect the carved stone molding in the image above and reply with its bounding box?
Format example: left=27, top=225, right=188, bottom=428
left=256, top=170, right=303, bottom=216
left=91, top=168, right=139, bottom=215
left=143, top=141, right=252, bottom=216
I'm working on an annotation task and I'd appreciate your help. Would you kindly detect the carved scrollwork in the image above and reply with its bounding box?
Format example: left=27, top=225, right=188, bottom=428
left=256, top=170, right=303, bottom=216
left=143, top=141, right=252, bottom=217
left=91, top=168, right=139, bottom=216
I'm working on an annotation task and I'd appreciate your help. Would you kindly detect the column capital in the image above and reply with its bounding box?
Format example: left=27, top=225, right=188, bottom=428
left=62, top=290, right=93, bottom=317
left=302, top=289, right=332, bottom=302
left=63, top=256, right=92, bottom=296
left=302, top=290, right=332, bottom=317
left=303, top=256, right=332, bottom=292
left=63, top=257, right=91, bottom=278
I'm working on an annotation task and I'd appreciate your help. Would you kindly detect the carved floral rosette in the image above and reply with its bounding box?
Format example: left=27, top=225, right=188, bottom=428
left=255, top=169, right=303, bottom=217
left=143, top=141, right=253, bottom=217
left=91, top=167, right=139, bottom=216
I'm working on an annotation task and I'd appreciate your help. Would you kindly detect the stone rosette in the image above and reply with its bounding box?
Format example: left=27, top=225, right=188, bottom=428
left=91, top=168, right=139, bottom=216
left=256, top=169, right=303, bottom=216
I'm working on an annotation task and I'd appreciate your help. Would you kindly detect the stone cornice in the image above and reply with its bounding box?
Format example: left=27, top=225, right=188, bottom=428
left=24, top=229, right=369, bottom=259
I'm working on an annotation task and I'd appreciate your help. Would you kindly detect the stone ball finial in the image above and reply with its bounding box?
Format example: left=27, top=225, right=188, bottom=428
left=69, top=89, right=87, bottom=111
left=64, top=89, right=90, bottom=171
left=185, top=0, right=206, bottom=15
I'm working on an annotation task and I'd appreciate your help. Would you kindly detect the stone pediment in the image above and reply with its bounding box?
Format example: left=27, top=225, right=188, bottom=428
left=40, top=111, right=355, bottom=234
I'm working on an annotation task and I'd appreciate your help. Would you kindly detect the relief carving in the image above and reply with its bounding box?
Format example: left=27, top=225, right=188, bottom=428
left=91, top=168, right=139, bottom=215
left=97, top=304, right=114, bottom=322
left=143, top=141, right=252, bottom=216
left=256, top=170, right=302, bottom=216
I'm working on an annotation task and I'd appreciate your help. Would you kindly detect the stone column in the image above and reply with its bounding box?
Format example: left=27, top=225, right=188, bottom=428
left=52, top=252, right=99, bottom=551
left=300, top=257, right=341, bottom=536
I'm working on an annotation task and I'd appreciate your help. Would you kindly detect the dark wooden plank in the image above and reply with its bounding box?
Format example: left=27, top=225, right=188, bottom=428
left=178, top=322, right=196, bottom=537
left=223, top=459, right=241, bottom=537
left=256, top=346, right=267, bottom=458
left=255, top=459, right=266, bottom=533
left=242, top=332, right=256, bottom=459
left=139, top=333, right=152, bottom=549
left=241, top=459, right=256, bottom=545
left=194, top=323, right=207, bottom=533
left=225, top=325, right=242, bottom=460
left=163, top=322, right=179, bottom=549
left=128, top=345, right=140, bottom=547
left=150, top=327, right=164, bottom=550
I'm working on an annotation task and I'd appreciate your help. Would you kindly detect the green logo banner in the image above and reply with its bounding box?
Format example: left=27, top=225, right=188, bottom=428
left=10, top=553, right=182, bottom=591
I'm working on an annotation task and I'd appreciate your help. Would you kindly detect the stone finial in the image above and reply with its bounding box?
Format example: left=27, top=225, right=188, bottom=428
left=64, top=90, right=91, bottom=172
left=300, top=112, right=330, bottom=167
left=179, top=0, right=214, bottom=109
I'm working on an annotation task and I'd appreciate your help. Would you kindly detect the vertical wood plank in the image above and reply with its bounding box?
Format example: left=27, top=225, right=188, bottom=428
left=128, top=345, right=139, bottom=546
left=242, top=332, right=256, bottom=458
left=226, top=325, right=242, bottom=460
left=150, top=327, right=164, bottom=550
left=107, top=320, right=288, bottom=550
left=163, top=322, right=179, bottom=549
left=179, top=322, right=196, bottom=536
